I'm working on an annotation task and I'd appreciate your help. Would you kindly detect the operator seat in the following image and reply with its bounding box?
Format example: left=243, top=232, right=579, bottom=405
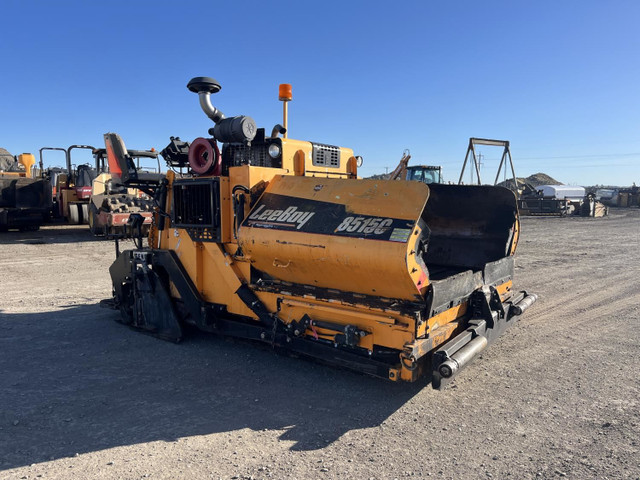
left=104, top=133, right=164, bottom=185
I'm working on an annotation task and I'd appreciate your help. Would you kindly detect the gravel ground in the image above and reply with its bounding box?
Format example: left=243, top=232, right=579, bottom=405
left=0, top=210, right=639, bottom=480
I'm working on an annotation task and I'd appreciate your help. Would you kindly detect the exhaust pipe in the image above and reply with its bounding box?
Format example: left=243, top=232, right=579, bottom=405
left=187, top=76, right=257, bottom=145
left=270, top=123, right=286, bottom=139
left=197, top=90, right=225, bottom=123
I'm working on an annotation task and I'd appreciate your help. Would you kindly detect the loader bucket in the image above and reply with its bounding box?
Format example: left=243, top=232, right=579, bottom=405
left=0, top=177, right=52, bottom=229
left=421, top=184, right=519, bottom=271
left=0, top=178, right=51, bottom=209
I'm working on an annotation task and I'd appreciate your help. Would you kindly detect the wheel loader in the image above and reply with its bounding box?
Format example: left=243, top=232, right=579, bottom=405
left=388, top=150, right=442, bottom=185
left=106, top=77, right=536, bottom=388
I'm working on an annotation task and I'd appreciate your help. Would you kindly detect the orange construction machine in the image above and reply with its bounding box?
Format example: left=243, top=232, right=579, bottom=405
left=104, top=77, right=536, bottom=388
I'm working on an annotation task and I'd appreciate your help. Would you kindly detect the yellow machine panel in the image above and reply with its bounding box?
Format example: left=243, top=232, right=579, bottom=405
left=238, top=175, right=430, bottom=301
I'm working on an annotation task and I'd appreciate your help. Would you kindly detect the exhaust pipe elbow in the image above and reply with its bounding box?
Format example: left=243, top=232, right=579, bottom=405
left=187, top=76, right=257, bottom=145
left=187, top=77, right=226, bottom=124
left=270, top=123, right=286, bottom=138
left=198, top=91, right=225, bottom=124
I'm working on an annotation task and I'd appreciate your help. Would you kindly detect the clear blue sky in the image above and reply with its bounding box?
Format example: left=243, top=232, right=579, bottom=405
left=1, top=0, right=638, bottom=186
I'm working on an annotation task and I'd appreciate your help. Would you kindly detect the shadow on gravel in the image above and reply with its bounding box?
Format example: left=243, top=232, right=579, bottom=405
left=0, top=226, right=106, bottom=245
left=0, top=304, right=426, bottom=470
left=0, top=227, right=145, bottom=250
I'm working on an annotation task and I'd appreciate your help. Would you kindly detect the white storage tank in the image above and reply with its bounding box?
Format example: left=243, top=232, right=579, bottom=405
left=536, top=185, right=585, bottom=201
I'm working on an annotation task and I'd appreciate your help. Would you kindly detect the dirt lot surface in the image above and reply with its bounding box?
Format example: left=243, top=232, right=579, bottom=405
left=1, top=210, right=639, bottom=480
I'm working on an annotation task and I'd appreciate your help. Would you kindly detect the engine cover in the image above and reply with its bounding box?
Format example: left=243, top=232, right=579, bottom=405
left=238, top=175, right=431, bottom=301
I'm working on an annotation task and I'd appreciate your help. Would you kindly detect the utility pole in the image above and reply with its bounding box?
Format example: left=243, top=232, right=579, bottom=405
left=472, top=153, right=484, bottom=184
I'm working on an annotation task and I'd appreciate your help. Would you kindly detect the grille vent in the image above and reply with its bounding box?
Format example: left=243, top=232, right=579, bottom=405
left=224, top=143, right=281, bottom=168
left=312, top=143, right=341, bottom=168
left=172, top=178, right=221, bottom=242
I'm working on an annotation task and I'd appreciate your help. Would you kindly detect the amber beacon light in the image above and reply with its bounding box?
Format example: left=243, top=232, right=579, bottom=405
left=279, top=83, right=292, bottom=138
